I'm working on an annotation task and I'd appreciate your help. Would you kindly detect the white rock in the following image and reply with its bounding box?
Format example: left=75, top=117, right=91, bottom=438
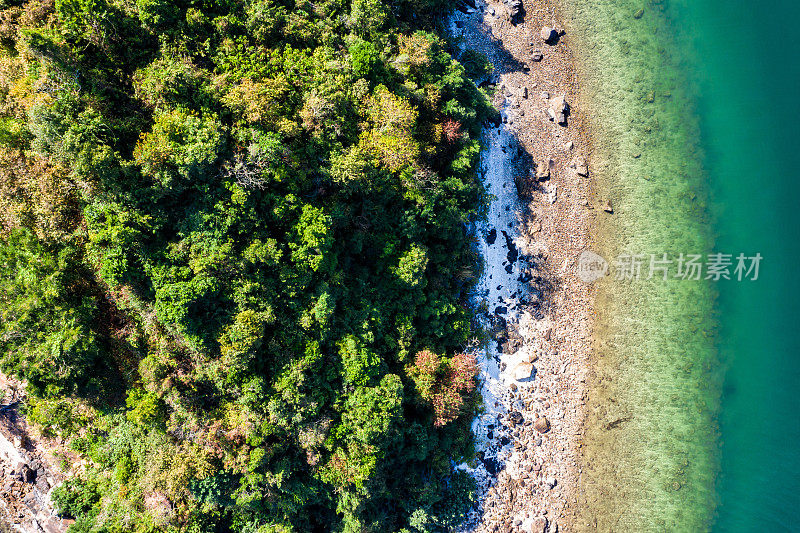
left=514, top=361, right=534, bottom=381
left=540, top=26, right=557, bottom=42
left=550, top=94, right=568, bottom=113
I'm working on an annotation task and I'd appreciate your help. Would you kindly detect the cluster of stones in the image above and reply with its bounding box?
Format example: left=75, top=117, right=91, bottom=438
left=0, top=441, right=66, bottom=532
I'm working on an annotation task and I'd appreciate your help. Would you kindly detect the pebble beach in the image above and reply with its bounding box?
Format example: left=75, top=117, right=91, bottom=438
left=451, top=1, right=597, bottom=530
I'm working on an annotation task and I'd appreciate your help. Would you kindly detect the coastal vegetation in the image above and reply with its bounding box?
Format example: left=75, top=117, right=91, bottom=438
left=0, top=0, right=493, bottom=530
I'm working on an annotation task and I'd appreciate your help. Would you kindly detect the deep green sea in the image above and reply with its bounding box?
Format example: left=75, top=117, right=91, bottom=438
left=558, top=0, right=800, bottom=530
left=671, top=1, right=800, bottom=530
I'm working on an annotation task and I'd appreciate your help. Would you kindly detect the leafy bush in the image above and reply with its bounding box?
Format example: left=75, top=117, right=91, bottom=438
left=52, top=477, right=101, bottom=519
left=411, top=350, right=478, bottom=426
left=459, top=49, right=493, bottom=80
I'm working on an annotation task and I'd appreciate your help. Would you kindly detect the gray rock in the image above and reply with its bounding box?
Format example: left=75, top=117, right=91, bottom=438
left=20, top=464, right=35, bottom=483
left=35, top=475, right=49, bottom=493
left=531, top=50, right=544, bottom=62
left=531, top=516, right=548, bottom=533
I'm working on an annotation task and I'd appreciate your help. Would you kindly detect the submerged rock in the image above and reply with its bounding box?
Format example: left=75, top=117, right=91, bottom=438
left=486, top=227, right=497, bottom=245
left=482, top=455, right=502, bottom=475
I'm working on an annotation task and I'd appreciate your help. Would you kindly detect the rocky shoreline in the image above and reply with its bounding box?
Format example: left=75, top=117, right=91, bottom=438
left=0, top=374, right=69, bottom=532
left=452, top=0, right=597, bottom=531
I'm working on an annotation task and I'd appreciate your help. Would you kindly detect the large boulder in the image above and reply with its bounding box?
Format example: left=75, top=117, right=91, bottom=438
left=18, top=463, right=35, bottom=483
left=540, top=26, right=557, bottom=43
left=535, top=163, right=550, bottom=181
left=514, top=361, right=535, bottom=381
left=550, top=94, right=568, bottom=112
left=503, top=0, right=523, bottom=21
left=571, top=157, right=588, bottom=176
left=547, top=95, right=569, bottom=125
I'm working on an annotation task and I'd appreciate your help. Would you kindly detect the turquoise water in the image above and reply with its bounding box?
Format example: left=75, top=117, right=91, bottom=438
left=668, top=0, right=800, bottom=530
left=559, top=0, right=800, bottom=530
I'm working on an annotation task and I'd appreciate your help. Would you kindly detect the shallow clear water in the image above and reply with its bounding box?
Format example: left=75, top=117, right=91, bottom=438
left=561, top=1, right=719, bottom=530
left=560, top=0, right=800, bottom=530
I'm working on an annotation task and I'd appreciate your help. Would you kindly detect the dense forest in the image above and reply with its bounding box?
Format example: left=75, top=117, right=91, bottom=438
left=0, top=0, right=493, bottom=530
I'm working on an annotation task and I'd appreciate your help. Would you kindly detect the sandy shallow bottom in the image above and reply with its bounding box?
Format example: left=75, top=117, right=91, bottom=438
left=558, top=0, right=721, bottom=530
